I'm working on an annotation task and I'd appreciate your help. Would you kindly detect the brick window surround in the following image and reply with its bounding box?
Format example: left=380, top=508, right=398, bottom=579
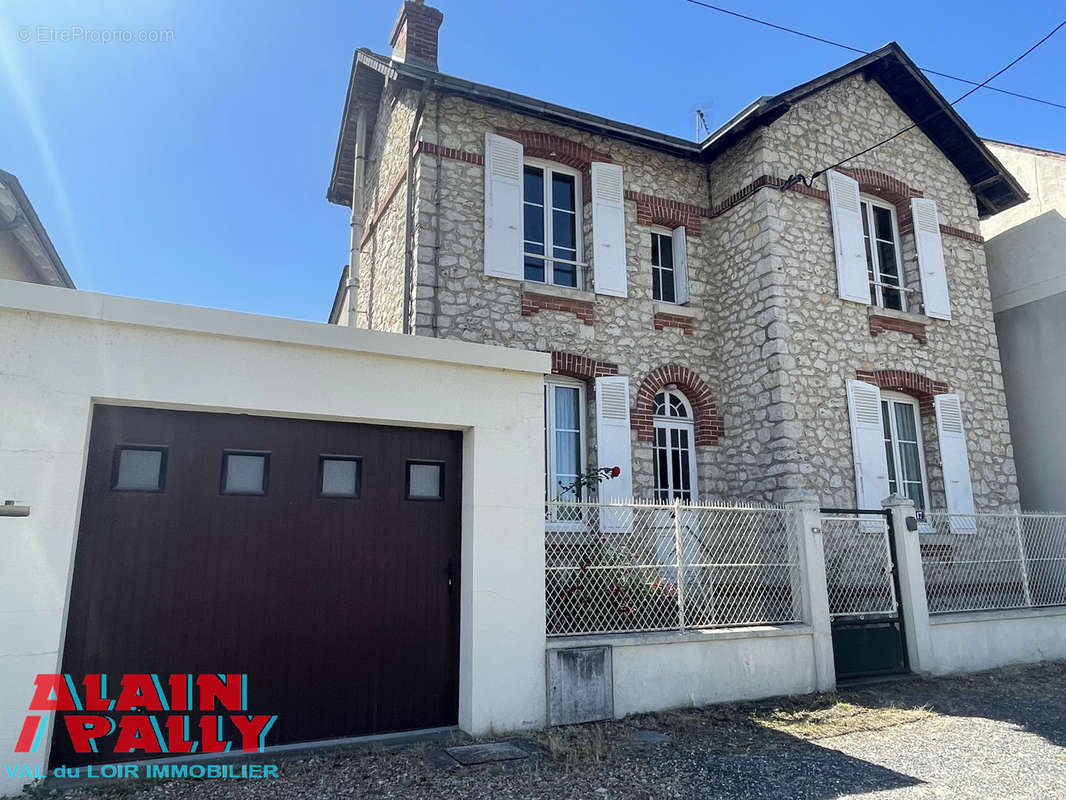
left=868, top=313, right=927, bottom=345
left=494, top=127, right=611, bottom=203
left=551, top=352, right=618, bottom=381
left=856, top=369, right=949, bottom=417
left=521, top=291, right=594, bottom=325
left=653, top=312, right=694, bottom=335
left=838, top=167, right=923, bottom=235
left=633, top=365, right=723, bottom=446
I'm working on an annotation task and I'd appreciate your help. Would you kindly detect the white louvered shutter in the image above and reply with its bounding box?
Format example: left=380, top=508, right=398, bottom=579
left=935, top=394, right=976, bottom=531
left=591, top=162, right=628, bottom=297
left=483, top=132, right=524, bottom=280
left=912, top=198, right=951, bottom=320
left=671, top=225, right=689, bottom=304
left=595, top=376, right=634, bottom=532
left=828, top=170, right=869, bottom=304
left=846, top=379, right=891, bottom=509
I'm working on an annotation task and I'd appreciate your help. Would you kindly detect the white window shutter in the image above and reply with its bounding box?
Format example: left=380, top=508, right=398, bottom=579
left=483, top=132, right=524, bottom=280
left=591, top=162, right=628, bottom=297
left=827, top=170, right=869, bottom=305
left=595, top=376, right=634, bottom=532
left=935, top=394, right=976, bottom=531
left=671, top=225, right=689, bottom=304
left=912, top=198, right=951, bottom=320
left=846, top=379, right=891, bottom=509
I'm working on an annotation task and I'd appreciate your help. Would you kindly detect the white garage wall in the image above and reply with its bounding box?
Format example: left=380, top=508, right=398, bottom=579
left=0, top=279, right=550, bottom=792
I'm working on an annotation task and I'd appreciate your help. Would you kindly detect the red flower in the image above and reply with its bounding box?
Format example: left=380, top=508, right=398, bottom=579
left=610, top=466, right=621, bottom=478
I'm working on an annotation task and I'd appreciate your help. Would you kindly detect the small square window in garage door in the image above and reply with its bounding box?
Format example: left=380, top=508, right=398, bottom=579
left=221, top=451, right=269, bottom=495
left=406, top=460, right=444, bottom=500
left=319, top=456, right=362, bottom=498
left=112, top=446, right=167, bottom=491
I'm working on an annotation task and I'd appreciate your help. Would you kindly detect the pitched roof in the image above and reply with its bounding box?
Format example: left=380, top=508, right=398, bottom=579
left=328, top=43, right=1027, bottom=217
left=0, top=169, right=75, bottom=288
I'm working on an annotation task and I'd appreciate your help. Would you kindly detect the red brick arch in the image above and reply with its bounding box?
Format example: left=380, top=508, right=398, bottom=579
left=838, top=167, right=923, bottom=235
left=856, top=369, right=949, bottom=417
left=633, top=366, right=723, bottom=446
left=551, top=351, right=618, bottom=382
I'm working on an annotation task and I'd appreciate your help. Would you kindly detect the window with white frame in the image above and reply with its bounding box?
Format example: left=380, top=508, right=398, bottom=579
left=544, top=377, right=586, bottom=503
left=652, top=388, right=697, bottom=502
left=881, top=392, right=930, bottom=513
left=651, top=230, right=676, bottom=303
left=524, top=161, right=581, bottom=288
left=860, top=196, right=906, bottom=311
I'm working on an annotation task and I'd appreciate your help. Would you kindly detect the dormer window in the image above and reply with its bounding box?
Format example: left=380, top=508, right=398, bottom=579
left=523, top=161, right=581, bottom=289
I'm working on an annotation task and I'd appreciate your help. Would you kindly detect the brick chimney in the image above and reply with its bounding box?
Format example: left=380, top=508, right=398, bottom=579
left=389, top=1, right=444, bottom=70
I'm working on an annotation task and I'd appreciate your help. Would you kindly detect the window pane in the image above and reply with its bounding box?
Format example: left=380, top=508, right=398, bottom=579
left=670, top=395, right=686, bottom=417
left=321, top=457, right=360, bottom=497
left=222, top=453, right=267, bottom=495
left=653, top=392, right=666, bottom=415
left=899, top=441, right=923, bottom=487
left=894, top=403, right=918, bottom=442
left=873, top=205, right=895, bottom=241
left=651, top=234, right=661, bottom=267
left=882, top=403, right=898, bottom=492
left=114, top=448, right=165, bottom=491
left=524, top=204, right=544, bottom=245
left=657, top=268, right=675, bottom=303
left=656, top=235, right=674, bottom=270
left=524, top=256, right=545, bottom=282
left=552, top=263, right=577, bottom=288
left=555, top=386, right=580, bottom=430
left=524, top=166, right=543, bottom=203
left=552, top=173, right=575, bottom=212
left=552, top=210, right=575, bottom=250
left=877, top=240, right=900, bottom=281
left=555, top=431, right=580, bottom=476
left=407, top=462, right=443, bottom=500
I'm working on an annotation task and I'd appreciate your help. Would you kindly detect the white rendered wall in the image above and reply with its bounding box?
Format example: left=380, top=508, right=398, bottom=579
left=0, top=280, right=550, bottom=794
left=928, top=607, right=1066, bottom=676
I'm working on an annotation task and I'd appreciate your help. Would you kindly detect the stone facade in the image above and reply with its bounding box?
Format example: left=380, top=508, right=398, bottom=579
left=344, top=70, right=1019, bottom=510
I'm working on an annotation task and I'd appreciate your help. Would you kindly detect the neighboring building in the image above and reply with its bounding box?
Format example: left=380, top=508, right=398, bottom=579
left=326, top=1, right=1027, bottom=514
left=980, top=141, right=1066, bottom=511
left=0, top=170, right=74, bottom=288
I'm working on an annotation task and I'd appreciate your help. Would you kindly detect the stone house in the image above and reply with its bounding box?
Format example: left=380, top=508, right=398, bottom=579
left=325, top=1, right=1027, bottom=514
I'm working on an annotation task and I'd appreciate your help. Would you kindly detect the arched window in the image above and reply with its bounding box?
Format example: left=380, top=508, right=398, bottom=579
left=653, top=388, right=697, bottom=502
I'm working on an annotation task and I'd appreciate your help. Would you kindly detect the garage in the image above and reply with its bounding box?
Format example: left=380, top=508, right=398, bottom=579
left=51, top=404, right=462, bottom=767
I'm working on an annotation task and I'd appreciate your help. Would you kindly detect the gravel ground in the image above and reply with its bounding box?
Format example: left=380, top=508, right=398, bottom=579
left=15, top=661, right=1066, bottom=800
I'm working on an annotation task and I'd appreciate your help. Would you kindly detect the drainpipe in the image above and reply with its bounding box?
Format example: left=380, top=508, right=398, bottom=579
left=347, top=107, right=368, bottom=327
left=402, top=78, right=433, bottom=335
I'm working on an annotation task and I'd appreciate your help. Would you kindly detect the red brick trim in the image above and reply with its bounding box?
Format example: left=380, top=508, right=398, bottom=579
left=359, top=169, right=408, bottom=248
left=653, top=312, right=694, bottom=335
left=869, top=313, right=928, bottom=345
left=633, top=365, right=723, bottom=446
left=856, top=369, right=949, bottom=417
left=521, top=291, right=594, bottom=325
left=625, top=190, right=707, bottom=236
left=712, top=174, right=982, bottom=242
left=939, top=224, right=984, bottom=243
left=494, top=128, right=612, bottom=170
left=416, top=140, right=484, bottom=165
left=551, top=351, right=618, bottom=381
left=495, top=128, right=612, bottom=205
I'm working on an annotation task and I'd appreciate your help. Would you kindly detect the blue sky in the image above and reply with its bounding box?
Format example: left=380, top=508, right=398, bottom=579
left=1, top=0, right=1063, bottom=321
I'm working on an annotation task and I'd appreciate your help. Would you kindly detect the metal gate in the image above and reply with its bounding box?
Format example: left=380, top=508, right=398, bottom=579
left=820, top=508, right=908, bottom=680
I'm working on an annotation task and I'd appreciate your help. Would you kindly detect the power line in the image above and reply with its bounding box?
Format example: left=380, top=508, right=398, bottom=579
left=682, top=0, right=1066, bottom=111
left=808, top=18, right=1066, bottom=180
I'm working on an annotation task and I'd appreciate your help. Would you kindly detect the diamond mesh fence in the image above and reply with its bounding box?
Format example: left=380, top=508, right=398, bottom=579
left=921, top=512, right=1066, bottom=613
left=821, top=514, right=898, bottom=619
left=545, top=500, right=801, bottom=636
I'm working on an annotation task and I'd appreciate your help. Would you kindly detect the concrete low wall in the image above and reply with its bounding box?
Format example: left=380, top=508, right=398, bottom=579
left=549, top=625, right=818, bottom=719
left=928, top=607, right=1066, bottom=675
left=0, top=280, right=550, bottom=794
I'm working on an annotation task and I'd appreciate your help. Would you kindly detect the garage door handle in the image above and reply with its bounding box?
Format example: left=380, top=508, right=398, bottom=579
left=446, top=561, right=454, bottom=591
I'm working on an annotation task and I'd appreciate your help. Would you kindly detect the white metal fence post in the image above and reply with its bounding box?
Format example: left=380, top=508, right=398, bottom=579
left=882, top=494, right=935, bottom=674
left=673, top=498, right=686, bottom=630
left=780, top=489, right=834, bottom=692
left=1015, top=509, right=1034, bottom=607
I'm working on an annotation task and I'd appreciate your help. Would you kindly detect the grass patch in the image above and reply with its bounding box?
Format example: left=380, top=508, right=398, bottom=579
left=532, top=724, right=610, bottom=766
left=753, top=699, right=932, bottom=740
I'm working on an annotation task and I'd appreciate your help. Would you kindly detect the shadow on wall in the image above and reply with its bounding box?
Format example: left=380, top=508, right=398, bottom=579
left=986, top=209, right=1066, bottom=306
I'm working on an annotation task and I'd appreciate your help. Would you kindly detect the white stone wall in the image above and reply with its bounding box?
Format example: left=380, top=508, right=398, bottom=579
left=351, top=74, right=1019, bottom=508
left=758, top=76, right=1018, bottom=510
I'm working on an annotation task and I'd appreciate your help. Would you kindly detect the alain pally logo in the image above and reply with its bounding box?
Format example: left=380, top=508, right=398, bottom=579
left=10, top=673, right=277, bottom=778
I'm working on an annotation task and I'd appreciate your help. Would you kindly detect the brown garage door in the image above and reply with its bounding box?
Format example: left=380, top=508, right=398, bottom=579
left=51, top=405, right=461, bottom=767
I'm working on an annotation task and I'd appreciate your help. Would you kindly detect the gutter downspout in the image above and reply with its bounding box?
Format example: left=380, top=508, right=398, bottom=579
left=402, top=77, right=433, bottom=335
left=347, top=107, right=368, bottom=327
